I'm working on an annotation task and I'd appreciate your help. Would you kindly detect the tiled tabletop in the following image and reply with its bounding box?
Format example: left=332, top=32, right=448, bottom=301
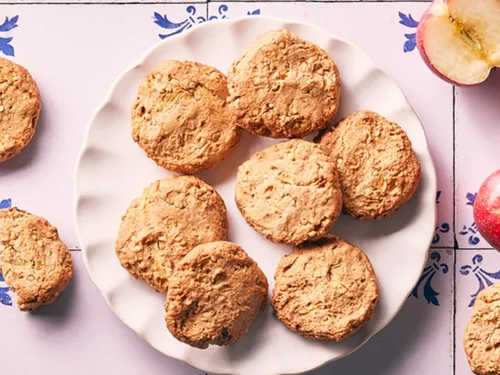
left=0, top=1, right=499, bottom=374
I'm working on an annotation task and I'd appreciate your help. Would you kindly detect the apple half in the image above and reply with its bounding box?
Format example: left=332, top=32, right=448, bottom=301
left=417, top=0, right=500, bottom=85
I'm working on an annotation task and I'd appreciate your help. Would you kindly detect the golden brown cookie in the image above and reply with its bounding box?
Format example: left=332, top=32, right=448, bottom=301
left=115, top=175, right=229, bottom=292
left=132, top=60, right=240, bottom=174
left=272, top=235, right=379, bottom=341
left=464, top=283, right=500, bottom=375
left=315, top=110, right=421, bottom=220
left=235, top=139, right=342, bottom=245
left=227, top=29, right=341, bottom=139
left=0, top=57, right=41, bottom=163
left=0, top=207, right=73, bottom=311
left=165, top=241, right=268, bottom=349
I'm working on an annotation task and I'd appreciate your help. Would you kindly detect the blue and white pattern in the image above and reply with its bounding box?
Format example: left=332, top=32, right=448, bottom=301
left=0, top=15, right=18, bottom=57
left=154, top=7, right=206, bottom=39
left=459, top=192, right=480, bottom=246
left=0, top=198, right=13, bottom=306
left=398, top=12, right=418, bottom=53
left=246, top=9, right=261, bottom=16
left=209, top=4, right=229, bottom=20
left=433, top=191, right=450, bottom=245
left=411, top=251, right=449, bottom=306
left=460, top=254, right=500, bottom=307
left=0, top=198, right=12, bottom=209
left=208, top=5, right=260, bottom=20
left=0, top=274, right=12, bottom=307
left=154, top=6, right=260, bottom=39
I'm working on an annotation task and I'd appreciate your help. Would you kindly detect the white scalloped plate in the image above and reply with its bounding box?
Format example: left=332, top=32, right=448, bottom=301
left=74, top=15, right=437, bottom=375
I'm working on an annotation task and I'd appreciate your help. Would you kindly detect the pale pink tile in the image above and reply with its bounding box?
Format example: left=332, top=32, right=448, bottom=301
left=0, top=253, right=203, bottom=375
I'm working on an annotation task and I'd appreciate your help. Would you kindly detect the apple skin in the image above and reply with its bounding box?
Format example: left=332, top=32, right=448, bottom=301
left=415, top=0, right=463, bottom=86
left=473, top=169, right=500, bottom=251
left=415, top=0, right=492, bottom=87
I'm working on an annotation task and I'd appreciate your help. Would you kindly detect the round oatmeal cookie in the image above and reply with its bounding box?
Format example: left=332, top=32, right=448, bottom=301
left=131, top=60, right=240, bottom=174
left=235, top=139, right=342, bottom=245
left=464, top=283, right=500, bottom=375
left=0, top=207, right=73, bottom=311
left=116, top=175, right=229, bottom=292
left=272, top=235, right=379, bottom=341
left=0, top=57, right=41, bottom=163
left=315, top=110, right=421, bottom=220
left=165, top=241, right=268, bottom=349
left=227, top=29, right=341, bottom=139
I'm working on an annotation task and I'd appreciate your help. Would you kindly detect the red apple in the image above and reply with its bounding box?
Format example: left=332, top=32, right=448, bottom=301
left=416, top=0, right=500, bottom=86
left=473, top=170, right=500, bottom=251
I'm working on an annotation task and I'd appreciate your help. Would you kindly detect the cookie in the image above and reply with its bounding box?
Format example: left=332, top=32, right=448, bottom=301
left=0, top=207, right=73, bottom=311
left=116, top=175, right=229, bottom=292
left=227, top=29, right=341, bottom=139
left=132, top=60, right=240, bottom=174
left=0, top=57, right=41, bottom=163
left=272, top=235, right=379, bottom=341
left=165, top=241, right=268, bottom=349
left=464, top=283, right=500, bottom=375
left=315, top=110, right=421, bottom=220
left=235, top=139, right=342, bottom=245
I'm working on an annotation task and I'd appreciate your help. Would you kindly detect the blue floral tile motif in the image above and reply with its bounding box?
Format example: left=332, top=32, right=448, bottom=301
left=460, top=223, right=480, bottom=246
left=433, top=223, right=450, bottom=245
left=433, top=191, right=451, bottom=245
left=0, top=198, right=12, bottom=209
left=460, top=254, right=500, bottom=307
left=466, top=192, right=476, bottom=206
left=398, top=12, right=418, bottom=53
left=247, top=9, right=261, bottom=16
left=153, top=6, right=261, bottom=39
left=0, top=15, right=18, bottom=57
left=0, top=198, right=13, bottom=306
left=209, top=5, right=228, bottom=21
left=459, top=192, right=480, bottom=246
left=411, top=251, right=449, bottom=306
left=154, top=7, right=206, bottom=39
left=0, top=274, right=12, bottom=307
left=435, top=190, right=442, bottom=204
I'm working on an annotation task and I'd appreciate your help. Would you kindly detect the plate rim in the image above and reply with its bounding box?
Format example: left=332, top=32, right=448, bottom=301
left=74, top=14, right=438, bottom=375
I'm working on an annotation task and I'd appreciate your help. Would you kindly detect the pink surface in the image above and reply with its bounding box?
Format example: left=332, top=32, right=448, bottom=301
left=0, top=2, right=499, bottom=375
left=0, top=255, right=201, bottom=375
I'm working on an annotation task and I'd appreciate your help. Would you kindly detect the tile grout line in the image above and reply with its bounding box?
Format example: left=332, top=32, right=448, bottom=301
left=453, top=255, right=457, bottom=375
left=452, top=85, right=457, bottom=375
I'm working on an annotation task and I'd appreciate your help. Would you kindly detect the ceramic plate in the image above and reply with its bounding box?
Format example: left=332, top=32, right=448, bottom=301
left=74, top=15, right=437, bottom=375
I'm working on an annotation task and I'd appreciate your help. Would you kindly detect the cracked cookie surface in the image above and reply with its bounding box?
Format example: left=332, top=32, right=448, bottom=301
left=115, top=175, right=229, bottom=292
left=132, top=60, right=240, bottom=174
left=235, top=139, right=342, bottom=245
left=315, top=110, right=421, bottom=220
left=464, top=283, right=500, bottom=375
left=227, top=29, right=341, bottom=139
left=0, top=57, right=41, bottom=163
left=165, top=241, right=268, bottom=349
left=272, top=235, right=379, bottom=341
left=0, top=207, right=73, bottom=311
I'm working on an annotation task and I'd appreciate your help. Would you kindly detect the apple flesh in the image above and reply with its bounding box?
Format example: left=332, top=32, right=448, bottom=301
left=473, top=170, right=500, bottom=251
left=416, top=0, right=500, bottom=86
